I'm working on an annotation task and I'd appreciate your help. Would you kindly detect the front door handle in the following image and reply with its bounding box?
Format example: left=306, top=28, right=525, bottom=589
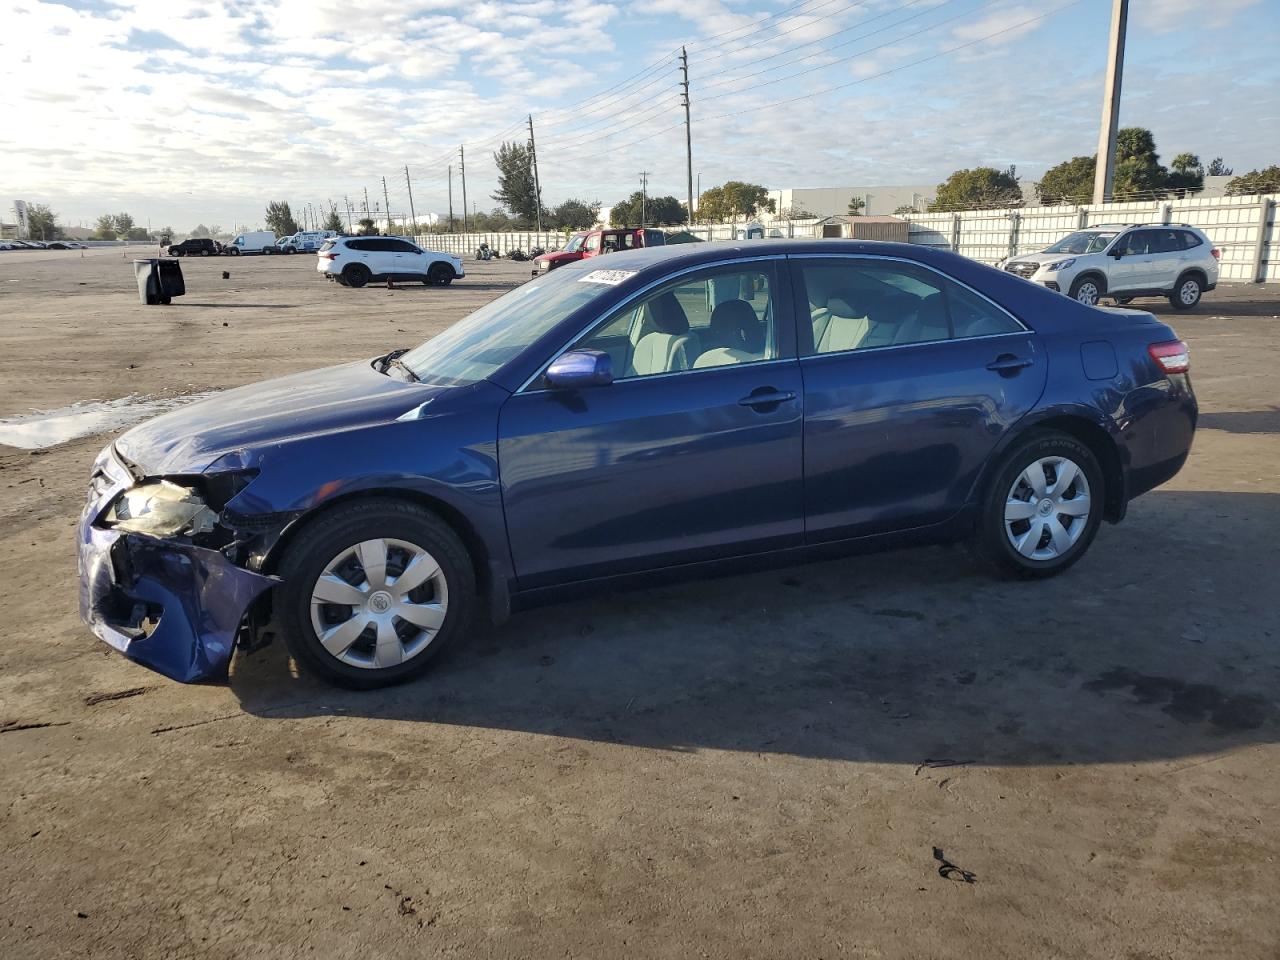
left=986, top=355, right=1033, bottom=376
left=738, top=388, right=796, bottom=410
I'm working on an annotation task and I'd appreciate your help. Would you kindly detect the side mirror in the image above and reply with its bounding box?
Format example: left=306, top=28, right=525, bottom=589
left=1110, top=248, right=1124, bottom=259
left=545, top=349, right=613, bottom=389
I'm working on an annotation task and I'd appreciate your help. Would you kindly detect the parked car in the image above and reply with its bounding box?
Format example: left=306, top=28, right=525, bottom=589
left=78, top=239, right=1196, bottom=687
left=531, top=231, right=588, bottom=275
left=46, top=240, right=73, bottom=249
left=224, top=230, right=278, bottom=256
left=316, top=236, right=463, bottom=287
left=1002, top=223, right=1219, bottom=309
left=582, top=226, right=665, bottom=259
left=167, top=238, right=219, bottom=257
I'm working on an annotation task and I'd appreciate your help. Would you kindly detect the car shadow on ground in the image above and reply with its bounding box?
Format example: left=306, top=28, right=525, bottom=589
left=1197, top=408, right=1280, bottom=434
left=230, top=490, right=1280, bottom=767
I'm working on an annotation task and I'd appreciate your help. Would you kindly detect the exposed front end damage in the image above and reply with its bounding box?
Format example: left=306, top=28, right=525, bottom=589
left=77, top=445, right=280, bottom=683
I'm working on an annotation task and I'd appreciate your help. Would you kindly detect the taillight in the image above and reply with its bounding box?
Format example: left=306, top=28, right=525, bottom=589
left=1211, top=247, right=1220, bottom=260
left=319, top=252, right=338, bottom=259
left=1149, top=339, right=1189, bottom=374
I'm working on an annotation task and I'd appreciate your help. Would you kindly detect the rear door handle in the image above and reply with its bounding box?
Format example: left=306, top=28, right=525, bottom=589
left=986, top=355, right=1033, bottom=375
left=739, top=389, right=796, bottom=409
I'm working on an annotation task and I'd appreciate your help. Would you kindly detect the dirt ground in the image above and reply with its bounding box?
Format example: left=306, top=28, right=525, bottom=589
left=1, top=246, right=1278, bottom=959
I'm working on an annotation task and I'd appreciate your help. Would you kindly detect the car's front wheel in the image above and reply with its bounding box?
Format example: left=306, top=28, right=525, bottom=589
left=427, top=262, right=454, bottom=285
left=973, top=431, right=1103, bottom=579
left=1068, top=275, right=1104, bottom=306
left=277, top=500, right=475, bottom=688
left=1170, top=275, right=1202, bottom=310
left=342, top=263, right=371, bottom=287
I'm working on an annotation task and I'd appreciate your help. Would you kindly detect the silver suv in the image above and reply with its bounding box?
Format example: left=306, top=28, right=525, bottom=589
left=1002, top=223, right=1220, bottom=310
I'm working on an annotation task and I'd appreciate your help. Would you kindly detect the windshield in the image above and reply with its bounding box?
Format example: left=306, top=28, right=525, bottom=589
left=400, top=267, right=614, bottom=384
left=1044, top=231, right=1117, bottom=255
left=562, top=233, right=586, bottom=253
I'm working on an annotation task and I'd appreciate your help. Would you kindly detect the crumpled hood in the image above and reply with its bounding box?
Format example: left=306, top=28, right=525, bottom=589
left=534, top=250, right=583, bottom=264
left=115, top=359, right=457, bottom=476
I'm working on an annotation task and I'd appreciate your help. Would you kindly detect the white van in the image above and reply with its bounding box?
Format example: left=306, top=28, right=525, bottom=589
left=225, top=230, right=278, bottom=256
left=279, top=231, right=334, bottom=254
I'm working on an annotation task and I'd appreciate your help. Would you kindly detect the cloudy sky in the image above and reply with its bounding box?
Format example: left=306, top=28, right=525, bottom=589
left=2, top=0, right=1277, bottom=232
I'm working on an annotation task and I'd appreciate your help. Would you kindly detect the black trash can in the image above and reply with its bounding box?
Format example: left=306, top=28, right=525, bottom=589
left=133, top=258, right=186, bottom=305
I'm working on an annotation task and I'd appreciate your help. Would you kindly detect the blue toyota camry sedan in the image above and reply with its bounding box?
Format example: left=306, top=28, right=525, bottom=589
left=78, top=240, right=1196, bottom=687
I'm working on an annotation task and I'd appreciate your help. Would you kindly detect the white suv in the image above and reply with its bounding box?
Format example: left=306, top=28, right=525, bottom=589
left=1002, top=223, right=1219, bottom=309
left=317, top=236, right=464, bottom=287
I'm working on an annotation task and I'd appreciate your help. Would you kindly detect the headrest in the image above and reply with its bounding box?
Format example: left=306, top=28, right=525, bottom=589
left=826, top=291, right=876, bottom=319
left=707, top=299, right=764, bottom=351
left=649, top=291, right=689, bottom=335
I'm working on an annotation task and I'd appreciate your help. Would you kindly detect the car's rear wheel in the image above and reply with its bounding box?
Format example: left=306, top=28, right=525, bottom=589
left=973, top=431, right=1103, bottom=579
left=1170, top=275, right=1202, bottom=310
left=1113, top=296, right=1133, bottom=305
left=1068, top=275, right=1103, bottom=306
left=200, top=249, right=210, bottom=256
left=342, top=263, right=371, bottom=288
left=277, top=499, right=475, bottom=688
left=428, top=262, right=454, bottom=285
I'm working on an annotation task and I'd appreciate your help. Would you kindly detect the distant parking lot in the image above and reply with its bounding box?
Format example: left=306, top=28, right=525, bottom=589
left=2, top=247, right=1278, bottom=958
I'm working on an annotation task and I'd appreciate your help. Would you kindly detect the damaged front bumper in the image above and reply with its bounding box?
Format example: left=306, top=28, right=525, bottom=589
left=77, top=446, right=277, bottom=683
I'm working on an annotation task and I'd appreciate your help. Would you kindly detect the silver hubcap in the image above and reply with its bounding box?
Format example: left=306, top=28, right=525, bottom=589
left=309, top=538, right=448, bottom=670
left=1076, top=282, right=1099, bottom=305
left=1180, top=280, right=1199, bottom=305
left=1004, top=457, right=1092, bottom=561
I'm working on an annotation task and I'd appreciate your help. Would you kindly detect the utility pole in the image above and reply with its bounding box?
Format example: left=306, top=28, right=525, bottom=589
left=460, top=145, right=469, bottom=233
left=382, top=176, right=392, bottom=233
left=639, top=171, right=649, bottom=226
left=404, top=165, right=418, bottom=237
left=363, top=186, right=371, bottom=220
left=527, top=114, right=543, bottom=232
left=344, top=196, right=353, bottom=231
left=448, top=164, right=455, bottom=233
left=680, top=46, right=693, bottom=224
left=1092, top=0, right=1128, bottom=204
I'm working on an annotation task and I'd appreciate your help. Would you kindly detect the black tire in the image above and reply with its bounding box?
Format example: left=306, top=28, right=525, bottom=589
left=276, top=499, right=475, bottom=689
left=971, top=431, right=1104, bottom=580
left=1113, top=296, right=1133, bottom=305
left=427, top=262, right=454, bottom=286
left=1067, top=274, right=1105, bottom=306
left=343, top=263, right=371, bottom=288
left=200, top=249, right=210, bottom=257
left=229, top=247, right=240, bottom=257
left=1169, top=274, right=1202, bottom=310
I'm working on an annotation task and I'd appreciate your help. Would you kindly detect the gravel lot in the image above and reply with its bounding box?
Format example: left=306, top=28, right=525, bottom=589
left=2, top=246, right=1278, bottom=959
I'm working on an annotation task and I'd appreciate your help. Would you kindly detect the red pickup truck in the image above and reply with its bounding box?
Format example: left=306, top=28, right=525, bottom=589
left=532, top=227, right=666, bottom=275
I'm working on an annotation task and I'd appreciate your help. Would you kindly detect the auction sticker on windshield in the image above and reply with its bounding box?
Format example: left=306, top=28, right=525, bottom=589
left=578, top=269, right=636, bottom=285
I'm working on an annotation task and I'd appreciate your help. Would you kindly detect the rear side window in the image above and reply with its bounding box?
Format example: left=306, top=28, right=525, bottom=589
left=1147, top=230, right=1183, bottom=254
left=796, top=258, right=1022, bottom=355
left=319, top=240, right=336, bottom=252
left=346, top=238, right=373, bottom=251
left=1178, top=231, right=1202, bottom=249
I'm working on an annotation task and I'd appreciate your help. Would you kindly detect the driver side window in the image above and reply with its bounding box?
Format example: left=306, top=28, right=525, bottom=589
left=571, top=265, right=777, bottom=380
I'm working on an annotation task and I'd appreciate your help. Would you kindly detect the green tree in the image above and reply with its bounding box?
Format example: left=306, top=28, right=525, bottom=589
left=928, top=166, right=1023, bottom=211
left=610, top=192, right=685, bottom=226
left=1166, top=153, right=1204, bottom=197
left=550, top=198, right=600, bottom=229
left=472, top=208, right=514, bottom=231
left=356, top=218, right=378, bottom=236
left=847, top=196, right=865, bottom=216
left=492, top=141, right=541, bottom=225
left=695, top=181, right=776, bottom=222
left=1225, top=166, right=1280, bottom=196
left=892, top=204, right=916, bottom=215
left=1206, top=157, right=1233, bottom=177
left=1036, top=155, right=1095, bottom=204
left=265, top=201, right=299, bottom=237
left=26, top=203, right=63, bottom=239
left=1111, top=127, right=1167, bottom=198
left=112, top=212, right=136, bottom=237
left=322, top=208, right=344, bottom=232
left=190, top=223, right=211, bottom=238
